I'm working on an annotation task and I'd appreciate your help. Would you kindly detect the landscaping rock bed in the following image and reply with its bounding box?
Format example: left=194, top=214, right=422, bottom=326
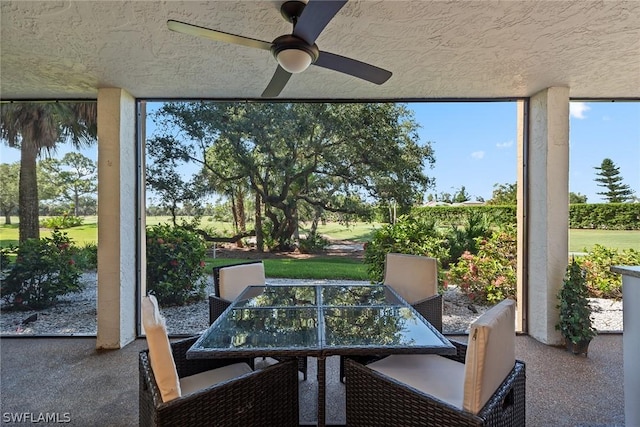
left=0, top=273, right=622, bottom=336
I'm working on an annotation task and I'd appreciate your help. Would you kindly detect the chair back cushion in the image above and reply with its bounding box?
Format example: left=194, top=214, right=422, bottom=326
left=142, top=295, right=181, bottom=402
left=463, top=298, right=516, bottom=413
left=180, top=362, right=252, bottom=396
left=219, top=262, right=266, bottom=301
left=383, top=253, right=438, bottom=303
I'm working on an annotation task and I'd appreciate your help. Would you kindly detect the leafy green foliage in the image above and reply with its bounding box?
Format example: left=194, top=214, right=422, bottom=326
left=556, top=259, right=597, bottom=344
left=148, top=102, right=435, bottom=251
left=39, top=153, right=97, bottom=216
left=569, top=203, right=640, bottom=230
left=146, top=224, right=207, bottom=305
left=412, top=203, right=637, bottom=231
left=75, top=242, right=98, bottom=270
left=0, top=162, right=19, bottom=223
left=569, top=192, right=588, bottom=204
left=486, top=182, right=517, bottom=205
left=0, top=230, right=83, bottom=309
left=577, top=244, right=640, bottom=299
left=411, top=205, right=516, bottom=229
left=40, top=215, right=84, bottom=229
left=445, top=210, right=493, bottom=268
left=446, top=227, right=517, bottom=304
left=364, top=215, right=449, bottom=283
left=298, top=232, right=330, bottom=254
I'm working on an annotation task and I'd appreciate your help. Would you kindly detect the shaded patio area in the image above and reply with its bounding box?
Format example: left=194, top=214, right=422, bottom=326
left=0, top=333, right=624, bottom=426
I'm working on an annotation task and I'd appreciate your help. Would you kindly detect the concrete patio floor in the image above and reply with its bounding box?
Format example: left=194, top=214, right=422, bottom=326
left=0, top=334, right=624, bottom=426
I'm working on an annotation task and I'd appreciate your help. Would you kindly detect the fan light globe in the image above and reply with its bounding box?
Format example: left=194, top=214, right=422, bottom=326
left=276, top=48, right=313, bottom=73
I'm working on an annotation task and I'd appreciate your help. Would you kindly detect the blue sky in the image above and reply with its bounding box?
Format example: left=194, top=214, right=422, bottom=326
left=413, top=100, right=639, bottom=202
left=1, top=100, right=638, bottom=204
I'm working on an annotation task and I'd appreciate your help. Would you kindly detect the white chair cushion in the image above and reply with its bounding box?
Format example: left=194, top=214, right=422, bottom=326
left=180, top=362, right=252, bottom=396
left=368, top=354, right=465, bottom=409
left=463, top=298, right=516, bottom=413
left=383, top=253, right=438, bottom=303
left=368, top=298, right=516, bottom=415
left=219, top=263, right=266, bottom=301
left=141, top=295, right=181, bottom=402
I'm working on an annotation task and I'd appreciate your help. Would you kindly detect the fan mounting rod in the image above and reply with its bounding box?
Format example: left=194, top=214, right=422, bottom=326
left=280, top=1, right=306, bottom=25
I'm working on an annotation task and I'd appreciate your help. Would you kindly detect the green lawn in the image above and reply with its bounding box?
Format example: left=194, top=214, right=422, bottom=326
left=208, top=257, right=369, bottom=281
left=569, top=229, right=640, bottom=252
left=307, top=221, right=381, bottom=242
left=2, top=216, right=637, bottom=256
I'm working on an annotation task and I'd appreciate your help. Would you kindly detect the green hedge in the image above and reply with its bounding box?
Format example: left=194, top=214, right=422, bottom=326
left=407, top=203, right=639, bottom=230
left=410, top=205, right=516, bottom=228
left=569, top=203, right=640, bottom=230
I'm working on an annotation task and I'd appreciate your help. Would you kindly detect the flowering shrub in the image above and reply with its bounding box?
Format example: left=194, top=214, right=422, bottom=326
left=446, top=227, right=517, bottom=305
left=0, top=230, right=83, bottom=309
left=146, top=224, right=207, bottom=306
left=577, top=244, right=640, bottom=299
left=364, top=215, right=449, bottom=284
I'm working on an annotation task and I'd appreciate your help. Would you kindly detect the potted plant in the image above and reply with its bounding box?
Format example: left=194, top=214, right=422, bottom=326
left=556, top=258, right=597, bottom=356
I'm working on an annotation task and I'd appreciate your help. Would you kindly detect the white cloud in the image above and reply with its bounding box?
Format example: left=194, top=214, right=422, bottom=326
left=570, top=102, right=590, bottom=119
left=496, top=140, right=513, bottom=149
left=471, top=151, right=485, bottom=159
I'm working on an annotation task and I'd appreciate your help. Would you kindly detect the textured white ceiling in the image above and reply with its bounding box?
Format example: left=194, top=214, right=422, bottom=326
left=1, top=0, right=639, bottom=100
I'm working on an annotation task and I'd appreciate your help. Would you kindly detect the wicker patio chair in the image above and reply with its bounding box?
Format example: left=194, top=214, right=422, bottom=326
left=383, top=253, right=443, bottom=331
left=139, top=337, right=299, bottom=427
left=340, top=252, right=443, bottom=382
left=345, top=299, right=525, bottom=427
left=209, top=260, right=265, bottom=324
left=140, top=295, right=299, bottom=427
left=208, top=260, right=308, bottom=381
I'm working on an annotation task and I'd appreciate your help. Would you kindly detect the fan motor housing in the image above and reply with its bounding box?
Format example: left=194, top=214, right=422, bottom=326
left=271, top=34, right=319, bottom=64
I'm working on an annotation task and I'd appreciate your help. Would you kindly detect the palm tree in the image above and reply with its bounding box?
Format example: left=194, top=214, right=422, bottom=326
left=0, top=102, right=97, bottom=242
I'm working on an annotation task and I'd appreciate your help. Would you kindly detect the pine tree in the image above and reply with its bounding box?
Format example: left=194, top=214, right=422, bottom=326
left=594, top=158, right=634, bottom=203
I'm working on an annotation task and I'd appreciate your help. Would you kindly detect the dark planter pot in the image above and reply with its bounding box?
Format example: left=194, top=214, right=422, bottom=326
left=565, top=339, right=591, bottom=357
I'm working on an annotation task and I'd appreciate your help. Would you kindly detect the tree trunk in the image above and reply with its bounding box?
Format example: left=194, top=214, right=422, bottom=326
left=230, top=192, right=239, bottom=232
left=74, top=189, right=80, bottom=216
left=4, top=213, right=11, bottom=225
left=255, top=192, right=263, bottom=253
left=281, top=204, right=298, bottom=251
left=263, top=202, right=298, bottom=252
left=234, top=187, right=246, bottom=248
left=170, top=204, right=178, bottom=227
left=19, top=143, right=40, bottom=242
left=310, top=207, right=322, bottom=236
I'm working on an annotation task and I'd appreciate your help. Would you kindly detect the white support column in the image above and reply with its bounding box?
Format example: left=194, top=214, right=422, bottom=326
left=96, top=88, right=137, bottom=349
left=516, top=100, right=525, bottom=333
left=527, top=87, right=570, bottom=345
left=611, top=266, right=640, bottom=426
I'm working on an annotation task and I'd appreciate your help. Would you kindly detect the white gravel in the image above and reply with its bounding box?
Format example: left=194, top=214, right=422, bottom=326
left=0, top=274, right=623, bottom=335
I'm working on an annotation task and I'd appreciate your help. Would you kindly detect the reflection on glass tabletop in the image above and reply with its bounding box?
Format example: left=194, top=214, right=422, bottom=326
left=234, top=286, right=317, bottom=307
left=198, top=307, right=319, bottom=350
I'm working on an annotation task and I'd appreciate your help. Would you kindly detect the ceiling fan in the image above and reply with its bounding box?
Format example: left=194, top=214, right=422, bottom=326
left=167, top=0, right=392, bottom=98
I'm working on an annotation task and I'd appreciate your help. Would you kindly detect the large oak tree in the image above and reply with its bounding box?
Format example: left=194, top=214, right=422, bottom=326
left=147, top=102, right=434, bottom=251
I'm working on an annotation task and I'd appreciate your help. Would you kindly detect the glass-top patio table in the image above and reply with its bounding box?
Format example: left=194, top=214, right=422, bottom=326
left=187, top=284, right=456, bottom=427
